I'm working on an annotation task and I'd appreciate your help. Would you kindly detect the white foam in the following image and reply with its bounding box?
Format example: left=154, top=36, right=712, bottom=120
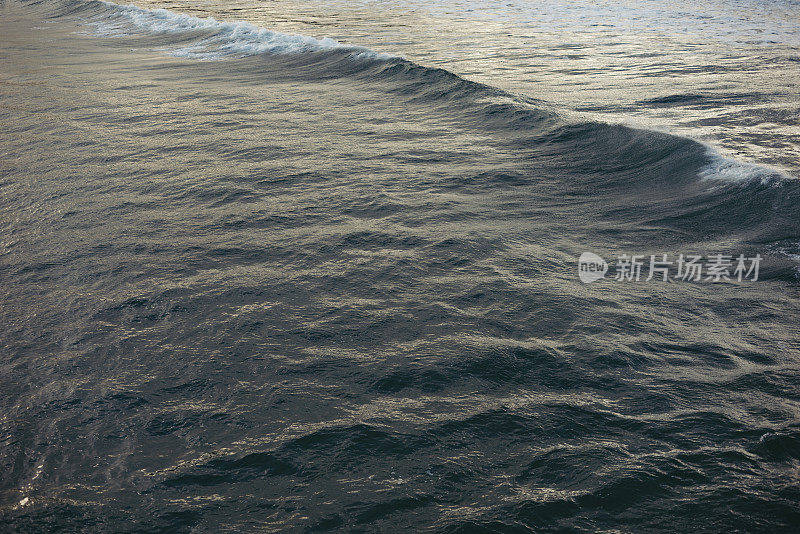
left=698, top=149, right=789, bottom=186
left=89, top=1, right=395, bottom=60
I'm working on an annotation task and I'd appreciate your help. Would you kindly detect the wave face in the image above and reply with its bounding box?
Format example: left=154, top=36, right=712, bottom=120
left=2, top=0, right=800, bottom=532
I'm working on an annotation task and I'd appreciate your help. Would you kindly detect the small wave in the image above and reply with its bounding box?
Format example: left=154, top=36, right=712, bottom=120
left=86, top=0, right=397, bottom=60
left=41, top=0, right=799, bottom=197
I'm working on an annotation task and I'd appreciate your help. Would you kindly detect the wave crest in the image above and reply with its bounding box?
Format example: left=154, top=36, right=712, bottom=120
left=87, top=0, right=397, bottom=60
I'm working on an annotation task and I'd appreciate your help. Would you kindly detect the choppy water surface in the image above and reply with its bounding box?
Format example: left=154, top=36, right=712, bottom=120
left=1, top=0, right=800, bottom=531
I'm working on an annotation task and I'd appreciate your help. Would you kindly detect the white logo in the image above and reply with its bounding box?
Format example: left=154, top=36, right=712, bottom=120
left=579, top=252, right=608, bottom=283
left=576, top=251, right=762, bottom=283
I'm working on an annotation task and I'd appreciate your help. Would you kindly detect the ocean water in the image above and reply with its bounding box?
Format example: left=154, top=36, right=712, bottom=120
left=1, top=0, right=800, bottom=532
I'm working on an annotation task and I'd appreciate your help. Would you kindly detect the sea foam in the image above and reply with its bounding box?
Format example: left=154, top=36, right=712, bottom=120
left=698, top=149, right=789, bottom=186
left=89, top=1, right=396, bottom=60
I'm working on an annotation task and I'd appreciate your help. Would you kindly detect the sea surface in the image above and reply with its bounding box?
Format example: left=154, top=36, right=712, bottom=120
left=1, top=0, right=800, bottom=531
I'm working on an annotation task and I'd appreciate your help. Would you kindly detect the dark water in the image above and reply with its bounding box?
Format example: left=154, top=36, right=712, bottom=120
left=2, top=0, right=800, bottom=531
